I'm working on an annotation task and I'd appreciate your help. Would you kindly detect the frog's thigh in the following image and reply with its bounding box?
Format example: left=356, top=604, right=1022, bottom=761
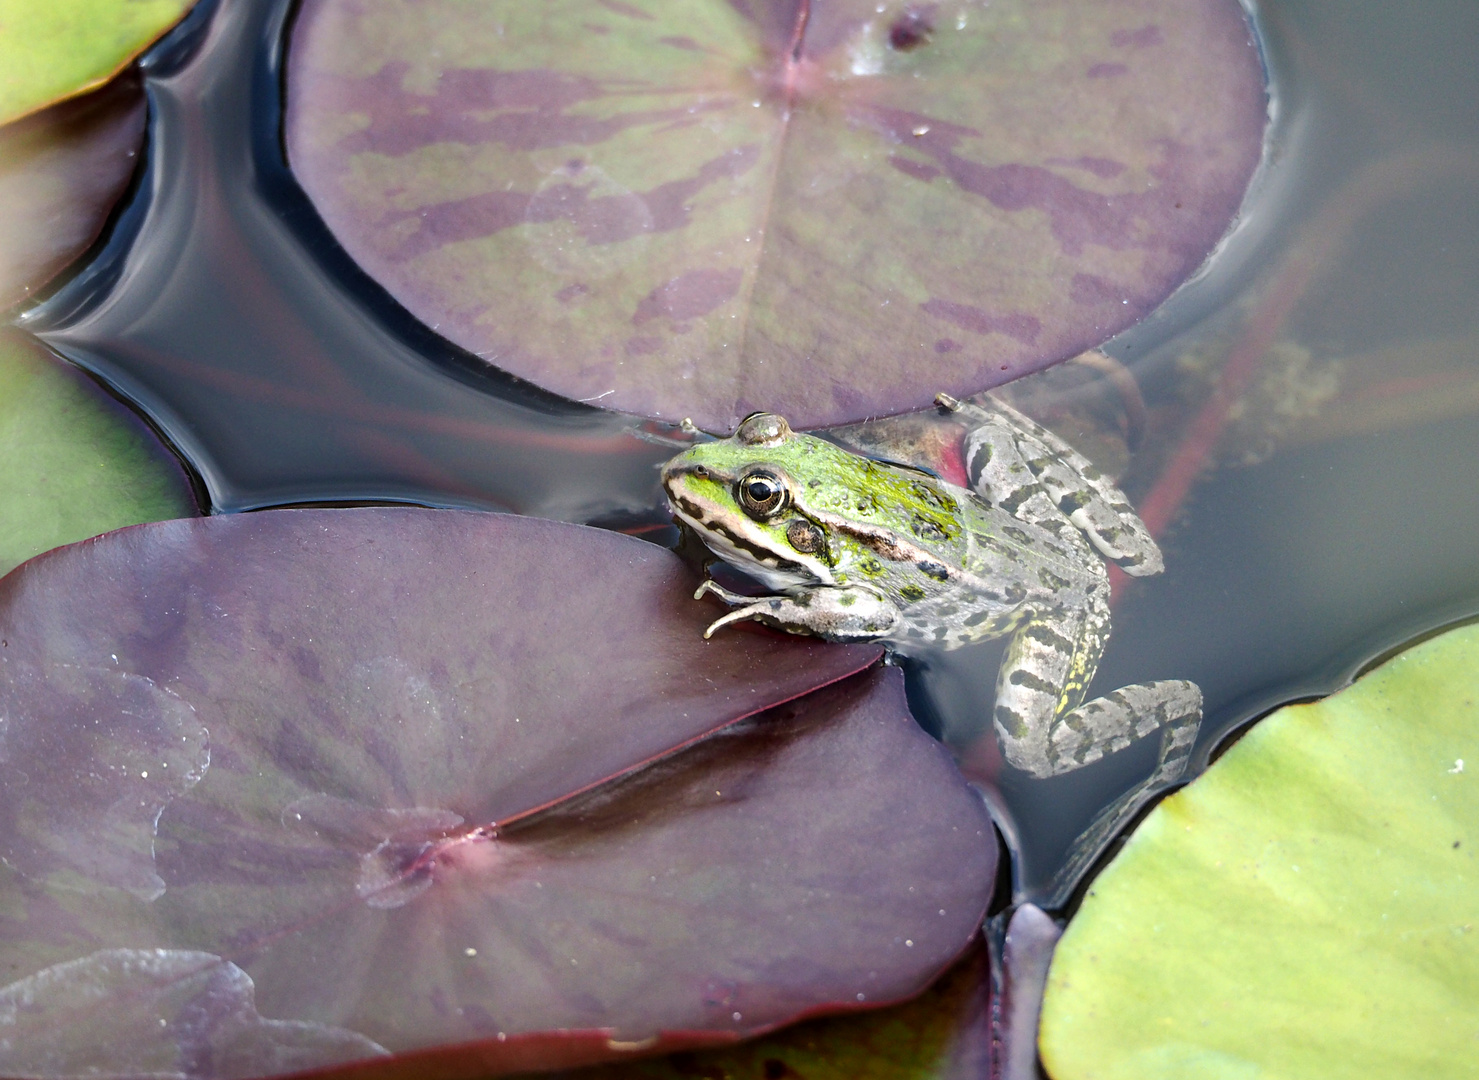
left=959, top=409, right=1063, bottom=529
left=992, top=601, right=1109, bottom=777
left=970, top=396, right=1165, bottom=571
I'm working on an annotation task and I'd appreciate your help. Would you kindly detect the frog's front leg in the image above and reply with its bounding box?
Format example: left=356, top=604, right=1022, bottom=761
left=694, top=580, right=902, bottom=643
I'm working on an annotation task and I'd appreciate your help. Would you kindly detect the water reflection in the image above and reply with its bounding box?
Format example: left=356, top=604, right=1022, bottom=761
left=20, top=0, right=671, bottom=521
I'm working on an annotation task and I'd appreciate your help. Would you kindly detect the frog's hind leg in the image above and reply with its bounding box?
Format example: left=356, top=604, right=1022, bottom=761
left=938, top=393, right=1069, bottom=537
left=992, top=592, right=1201, bottom=905
left=939, top=393, right=1163, bottom=576
left=1038, top=678, right=1202, bottom=909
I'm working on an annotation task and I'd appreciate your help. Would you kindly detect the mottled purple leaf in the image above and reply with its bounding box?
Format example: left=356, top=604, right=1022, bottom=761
left=0, top=72, right=146, bottom=308
left=0, top=509, right=996, bottom=1077
left=285, top=0, right=1266, bottom=431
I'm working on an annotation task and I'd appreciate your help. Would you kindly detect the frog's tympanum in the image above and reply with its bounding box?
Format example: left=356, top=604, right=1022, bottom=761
left=662, top=395, right=1201, bottom=867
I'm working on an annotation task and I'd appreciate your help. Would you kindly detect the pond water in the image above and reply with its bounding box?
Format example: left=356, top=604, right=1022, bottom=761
left=19, top=0, right=1479, bottom=908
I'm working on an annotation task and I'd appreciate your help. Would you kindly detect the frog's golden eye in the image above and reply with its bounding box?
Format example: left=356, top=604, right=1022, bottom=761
left=737, top=469, right=787, bottom=519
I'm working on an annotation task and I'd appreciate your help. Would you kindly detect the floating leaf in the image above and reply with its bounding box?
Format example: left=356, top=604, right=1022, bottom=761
left=0, top=0, right=194, bottom=124
left=285, top=0, right=1266, bottom=431
left=0, top=509, right=995, bottom=1077
left=0, top=330, right=195, bottom=577
left=554, top=937, right=991, bottom=1080
left=1039, top=623, right=1479, bottom=1080
left=0, top=73, right=147, bottom=308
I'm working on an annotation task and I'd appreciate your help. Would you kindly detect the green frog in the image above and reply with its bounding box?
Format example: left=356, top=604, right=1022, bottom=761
left=661, top=394, right=1200, bottom=871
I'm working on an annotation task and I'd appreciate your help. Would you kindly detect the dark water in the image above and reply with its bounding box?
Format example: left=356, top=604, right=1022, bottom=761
left=19, top=0, right=1479, bottom=906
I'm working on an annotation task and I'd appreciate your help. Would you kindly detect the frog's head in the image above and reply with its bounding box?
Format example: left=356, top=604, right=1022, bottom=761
left=660, top=412, right=853, bottom=591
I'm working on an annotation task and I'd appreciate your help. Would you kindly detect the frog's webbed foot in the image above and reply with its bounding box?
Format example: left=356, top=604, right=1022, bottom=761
left=1025, top=679, right=1203, bottom=908
left=937, top=392, right=1162, bottom=576
left=693, top=580, right=901, bottom=643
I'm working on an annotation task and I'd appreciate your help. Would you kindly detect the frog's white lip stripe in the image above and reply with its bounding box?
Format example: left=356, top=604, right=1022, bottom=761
left=666, top=490, right=833, bottom=590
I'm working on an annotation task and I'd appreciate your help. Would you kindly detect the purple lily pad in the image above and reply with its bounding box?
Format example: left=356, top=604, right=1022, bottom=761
left=0, top=509, right=996, bottom=1077
left=285, top=0, right=1266, bottom=431
left=0, top=71, right=146, bottom=308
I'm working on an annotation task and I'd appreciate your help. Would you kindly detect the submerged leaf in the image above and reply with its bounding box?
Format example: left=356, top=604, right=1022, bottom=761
left=0, top=948, right=388, bottom=1079
left=0, top=73, right=147, bottom=308
left=1039, top=623, right=1479, bottom=1080
left=0, top=509, right=995, bottom=1077
left=0, top=330, right=195, bottom=577
left=0, top=661, right=208, bottom=901
left=0, top=0, right=195, bottom=124
left=285, top=0, right=1266, bottom=431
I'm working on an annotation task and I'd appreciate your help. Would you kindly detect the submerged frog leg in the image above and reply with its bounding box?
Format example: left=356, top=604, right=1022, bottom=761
left=991, top=592, right=1109, bottom=777
left=993, top=590, right=1202, bottom=903
left=1043, top=683, right=1202, bottom=908
left=992, top=593, right=1200, bottom=781
left=939, top=393, right=1162, bottom=576
left=694, top=580, right=901, bottom=643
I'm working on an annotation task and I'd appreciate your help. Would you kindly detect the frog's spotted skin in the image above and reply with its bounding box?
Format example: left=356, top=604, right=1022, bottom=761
left=661, top=399, right=1201, bottom=893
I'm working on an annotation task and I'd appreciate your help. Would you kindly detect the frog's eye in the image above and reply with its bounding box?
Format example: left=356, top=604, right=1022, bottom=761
left=736, top=470, right=787, bottom=519
left=735, top=413, right=792, bottom=447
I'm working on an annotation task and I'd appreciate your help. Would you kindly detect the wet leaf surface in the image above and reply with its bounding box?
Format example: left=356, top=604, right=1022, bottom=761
left=0, top=948, right=389, bottom=1078
left=545, top=936, right=991, bottom=1080
left=1039, top=622, right=1479, bottom=1080
left=0, top=329, right=196, bottom=577
left=0, top=72, right=147, bottom=309
left=0, top=0, right=194, bottom=124
left=0, top=509, right=997, bottom=1077
left=995, top=904, right=1061, bottom=1080
left=285, top=0, right=1266, bottom=431
left=0, top=661, right=208, bottom=902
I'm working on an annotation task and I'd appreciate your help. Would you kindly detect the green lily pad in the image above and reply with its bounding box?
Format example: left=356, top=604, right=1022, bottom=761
left=285, top=0, right=1266, bottom=431
left=0, top=72, right=146, bottom=308
left=0, top=0, right=194, bottom=125
left=0, top=330, right=195, bottom=576
left=1039, top=622, right=1479, bottom=1080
